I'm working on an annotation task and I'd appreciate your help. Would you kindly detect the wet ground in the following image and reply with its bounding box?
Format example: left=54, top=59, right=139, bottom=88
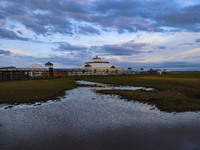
left=0, top=81, right=200, bottom=150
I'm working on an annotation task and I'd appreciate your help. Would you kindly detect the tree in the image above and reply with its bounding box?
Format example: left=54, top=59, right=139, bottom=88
left=140, top=68, right=144, bottom=71
left=128, top=67, right=132, bottom=71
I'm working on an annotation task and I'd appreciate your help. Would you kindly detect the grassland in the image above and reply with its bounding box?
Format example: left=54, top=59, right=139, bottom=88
left=1, top=74, right=200, bottom=112
left=0, top=78, right=77, bottom=104
left=80, top=74, right=200, bottom=112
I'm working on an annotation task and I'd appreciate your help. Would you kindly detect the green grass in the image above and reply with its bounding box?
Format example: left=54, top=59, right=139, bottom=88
left=170, top=71, right=200, bottom=74
left=80, top=74, right=200, bottom=112
left=1, top=74, right=200, bottom=112
left=0, top=78, right=77, bottom=104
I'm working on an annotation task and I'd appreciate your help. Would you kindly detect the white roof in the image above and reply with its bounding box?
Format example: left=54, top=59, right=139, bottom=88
left=77, top=63, right=116, bottom=68
left=76, top=56, right=122, bottom=69
left=86, top=57, right=109, bottom=64
left=27, top=64, right=44, bottom=68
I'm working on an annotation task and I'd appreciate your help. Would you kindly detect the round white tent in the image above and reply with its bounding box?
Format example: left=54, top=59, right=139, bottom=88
left=74, top=56, right=124, bottom=75
left=27, top=64, right=44, bottom=68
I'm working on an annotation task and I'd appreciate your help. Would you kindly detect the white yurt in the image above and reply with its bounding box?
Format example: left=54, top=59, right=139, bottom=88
left=27, top=64, right=46, bottom=77
left=27, top=64, right=44, bottom=68
left=74, top=56, right=124, bottom=75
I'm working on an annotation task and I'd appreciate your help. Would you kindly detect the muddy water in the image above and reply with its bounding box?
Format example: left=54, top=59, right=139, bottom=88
left=0, top=81, right=200, bottom=150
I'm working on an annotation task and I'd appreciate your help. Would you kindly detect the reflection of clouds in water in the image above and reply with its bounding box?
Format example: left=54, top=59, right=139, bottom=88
left=0, top=85, right=200, bottom=150
left=77, top=80, right=154, bottom=91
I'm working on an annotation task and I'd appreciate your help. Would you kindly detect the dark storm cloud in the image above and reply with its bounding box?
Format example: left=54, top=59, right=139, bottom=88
left=0, top=15, right=29, bottom=40
left=78, top=25, right=100, bottom=35
left=91, top=40, right=149, bottom=55
left=156, top=4, right=200, bottom=31
left=92, top=0, right=200, bottom=32
left=195, top=39, right=200, bottom=43
left=0, top=28, right=29, bottom=40
left=0, top=0, right=87, bottom=36
left=52, top=42, right=88, bottom=52
left=31, top=12, right=73, bottom=35
left=17, top=31, right=23, bottom=35
left=90, top=0, right=167, bottom=32
left=157, top=46, right=167, bottom=49
left=0, top=0, right=199, bottom=39
left=0, top=49, right=11, bottom=55
left=178, top=43, right=194, bottom=46
left=53, top=40, right=149, bottom=56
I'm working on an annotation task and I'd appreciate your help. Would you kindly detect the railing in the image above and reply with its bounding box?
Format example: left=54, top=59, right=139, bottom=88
left=0, top=68, right=48, bottom=71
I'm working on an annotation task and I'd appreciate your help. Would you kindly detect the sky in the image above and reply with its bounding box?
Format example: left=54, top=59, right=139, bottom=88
left=0, top=0, right=200, bottom=71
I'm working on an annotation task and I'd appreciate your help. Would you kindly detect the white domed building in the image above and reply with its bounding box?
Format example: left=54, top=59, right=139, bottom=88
left=74, top=56, right=124, bottom=75
left=26, top=64, right=47, bottom=77
left=27, top=64, right=44, bottom=69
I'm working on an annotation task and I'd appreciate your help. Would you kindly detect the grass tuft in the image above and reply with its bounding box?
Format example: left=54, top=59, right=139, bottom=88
left=0, top=78, right=77, bottom=104
left=80, top=74, right=200, bottom=112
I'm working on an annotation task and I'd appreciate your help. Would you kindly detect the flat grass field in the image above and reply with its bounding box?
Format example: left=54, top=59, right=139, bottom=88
left=80, top=74, right=200, bottom=112
left=0, top=74, right=200, bottom=112
left=0, top=78, right=77, bottom=104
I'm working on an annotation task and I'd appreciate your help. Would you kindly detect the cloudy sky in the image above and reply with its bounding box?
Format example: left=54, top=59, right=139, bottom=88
left=0, top=0, right=200, bottom=70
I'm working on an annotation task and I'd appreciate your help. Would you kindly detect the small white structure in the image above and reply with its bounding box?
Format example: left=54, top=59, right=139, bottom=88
left=27, top=64, right=47, bottom=77
left=0, top=64, right=48, bottom=79
left=147, top=69, right=162, bottom=75
left=74, top=56, right=124, bottom=75
left=27, top=64, right=44, bottom=69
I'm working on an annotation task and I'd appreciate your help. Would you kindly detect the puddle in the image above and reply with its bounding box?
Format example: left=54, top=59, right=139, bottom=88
left=77, top=80, right=100, bottom=85
left=0, top=81, right=200, bottom=150
left=77, top=80, right=155, bottom=91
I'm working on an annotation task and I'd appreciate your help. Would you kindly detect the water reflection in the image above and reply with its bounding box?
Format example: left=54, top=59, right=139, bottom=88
left=77, top=80, right=154, bottom=91
left=0, top=81, right=199, bottom=150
